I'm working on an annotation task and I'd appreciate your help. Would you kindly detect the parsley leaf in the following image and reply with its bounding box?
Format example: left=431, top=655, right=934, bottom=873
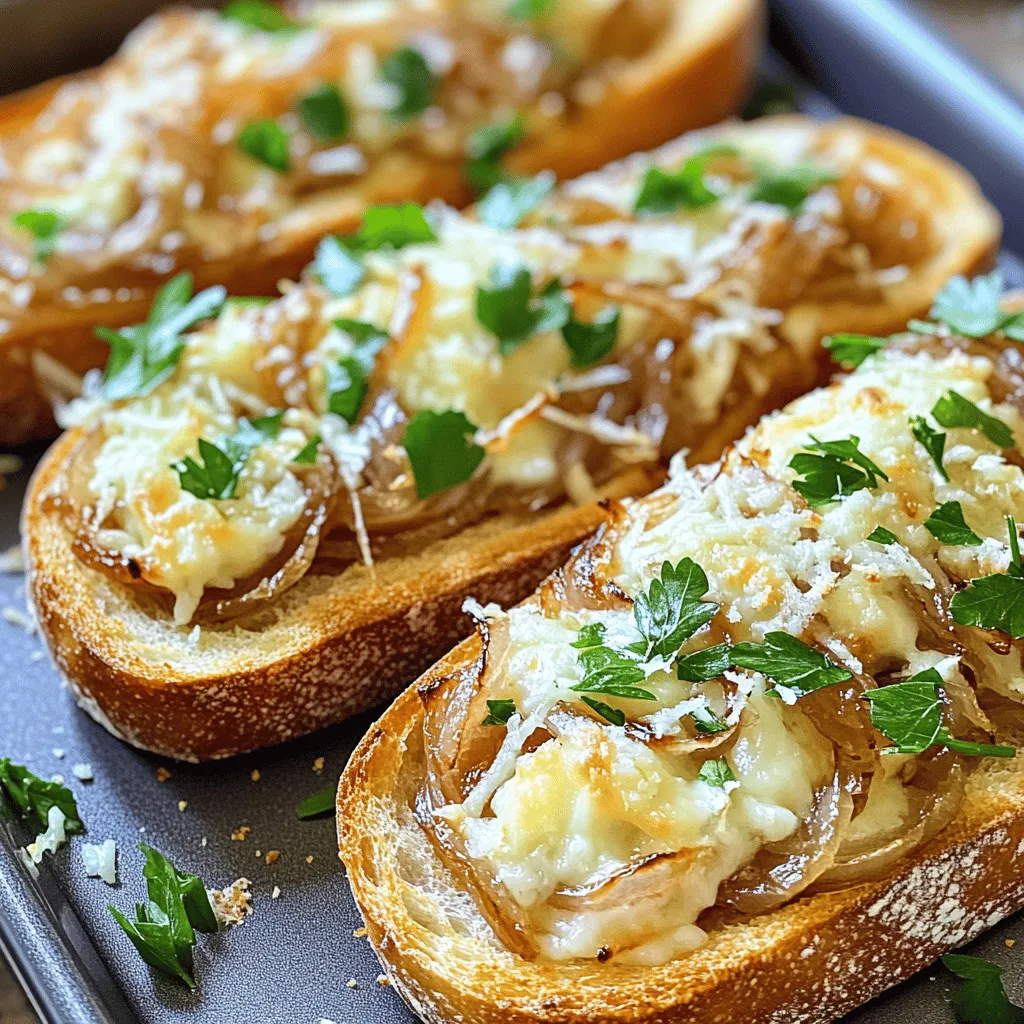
left=571, top=622, right=607, bottom=649
left=506, top=0, right=556, bottom=16
left=749, top=162, right=837, bottom=211
left=931, top=390, right=1014, bottom=449
left=691, top=705, right=729, bottom=734
left=110, top=905, right=195, bottom=989
left=466, top=115, right=525, bottom=192
left=924, top=501, right=983, bottom=546
left=822, top=333, right=886, bottom=369
left=730, top=632, right=851, bottom=698
left=562, top=306, right=620, bottom=367
left=931, top=272, right=1007, bottom=338
left=580, top=695, right=625, bottom=726
left=951, top=516, right=1024, bottom=638
left=325, top=357, right=367, bottom=423
left=292, top=434, right=321, bottom=464
left=236, top=118, right=290, bottom=172
left=943, top=954, right=1024, bottom=1024
left=632, top=558, right=720, bottom=659
left=476, top=171, right=555, bottom=230
left=571, top=645, right=655, bottom=700
left=633, top=145, right=735, bottom=216
left=297, top=785, right=337, bottom=819
left=353, top=202, right=436, bottom=250
left=12, top=209, right=66, bottom=262
left=788, top=435, right=888, bottom=507
left=221, top=0, right=297, bottom=31
left=402, top=409, right=485, bottom=499
left=311, top=235, right=365, bottom=297
left=0, top=759, right=84, bottom=834
left=697, top=759, right=736, bottom=787
left=910, top=414, right=949, bottom=481
left=476, top=265, right=570, bottom=355
left=98, top=272, right=226, bottom=400
left=867, top=526, right=898, bottom=545
left=675, top=643, right=732, bottom=682
left=482, top=699, right=517, bottom=726
left=296, top=83, right=348, bottom=140
left=379, top=47, right=436, bottom=120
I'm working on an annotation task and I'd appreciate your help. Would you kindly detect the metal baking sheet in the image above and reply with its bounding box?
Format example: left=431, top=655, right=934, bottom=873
left=2, top=1, right=1024, bottom=1021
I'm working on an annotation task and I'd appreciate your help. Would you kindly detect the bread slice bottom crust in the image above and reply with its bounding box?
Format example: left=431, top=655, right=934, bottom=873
left=337, top=636, right=1024, bottom=1024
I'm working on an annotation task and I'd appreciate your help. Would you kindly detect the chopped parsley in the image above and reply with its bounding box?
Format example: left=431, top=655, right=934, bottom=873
left=482, top=699, right=517, bottom=726
left=325, top=357, right=367, bottom=423
left=476, top=265, right=570, bottom=356
left=476, top=171, right=555, bottom=230
left=465, top=115, right=525, bottom=193
left=691, top=705, right=729, bottom=734
left=931, top=390, right=1014, bottom=449
left=296, top=83, right=348, bottom=140
left=924, top=501, right=982, bottom=546
left=236, top=118, right=290, bottom=172
left=866, top=525, right=898, bottom=545
left=354, top=202, right=436, bottom=250
left=910, top=414, right=949, bottom=481
left=562, top=306, right=620, bottom=367
left=730, top=632, right=851, bottom=699
left=865, top=668, right=1014, bottom=758
left=697, top=759, right=736, bottom=788
left=506, top=0, right=556, bottom=17
left=12, top=209, right=66, bottom=262
left=748, top=162, right=837, bottom=211
left=788, top=435, right=889, bottom=507
left=379, top=47, right=436, bottom=120
left=580, top=696, right=625, bottom=726
left=292, top=434, right=321, bottom=464
left=950, top=516, right=1024, bottom=639
left=109, top=844, right=217, bottom=990
left=633, top=558, right=720, bottom=660
left=942, top=953, right=1024, bottom=1023
left=221, top=0, right=298, bottom=31
left=297, top=785, right=336, bottom=819
left=98, top=272, right=226, bottom=400
left=675, top=643, right=732, bottom=682
left=570, top=645, right=655, bottom=701
left=0, top=759, right=84, bottom=834
left=571, top=622, right=607, bottom=649
left=173, top=411, right=284, bottom=500
left=402, top=409, right=486, bottom=499
left=633, top=145, right=736, bottom=216
left=311, top=235, right=365, bottom=297
left=930, top=271, right=1024, bottom=341
left=822, top=332, right=886, bottom=369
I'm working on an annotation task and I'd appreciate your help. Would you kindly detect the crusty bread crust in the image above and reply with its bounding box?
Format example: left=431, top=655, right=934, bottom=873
left=0, top=0, right=762, bottom=446
left=337, top=636, right=1024, bottom=1024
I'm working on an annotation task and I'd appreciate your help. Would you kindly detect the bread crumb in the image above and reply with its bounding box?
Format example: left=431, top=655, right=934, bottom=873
left=250, top=769, right=261, bottom=782
left=313, top=756, right=325, bottom=773
left=201, top=837, right=208, bottom=847
left=271, top=885, right=281, bottom=899
left=353, top=926, right=367, bottom=938
left=255, top=849, right=261, bottom=858
left=376, top=974, right=389, bottom=987
left=346, top=979, right=358, bottom=989
left=305, top=855, right=313, bottom=864
left=265, top=850, right=280, bottom=865
left=231, top=825, right=251, bottom=841
left=178, top=800, right=188, bottom=812
left=156, top=767, right=171, bottom=782
left=210, top=878, right=252, bottom=926
left=1007, top=939, right=1017, bottom=948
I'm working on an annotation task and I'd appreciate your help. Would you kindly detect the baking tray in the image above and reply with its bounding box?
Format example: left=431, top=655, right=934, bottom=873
left=2, top=1, right=1024, bottom=1022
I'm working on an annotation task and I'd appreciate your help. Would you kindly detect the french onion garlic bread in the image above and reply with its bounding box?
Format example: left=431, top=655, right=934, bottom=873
left=25, top=116, right=997, bottom=760
left=338, top=282, right=1024, bottom=1024
left=0, top=0, right=762, bottom=445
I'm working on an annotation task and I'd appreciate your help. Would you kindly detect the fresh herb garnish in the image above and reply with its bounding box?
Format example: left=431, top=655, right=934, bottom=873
left=633, top=146, right=735, bottom=216
left=379, top=47, right=436, bottom=120
left=402, top=409, right=486, bottom=499
left=292, top=434, right=321, bottom=464
left=98, top=272, right=226, bottom=400
left=697, top=759, right=736, bottom=787
left=942, top=953, right=1024, bottom=1023
left=950, top=516, right=1024, bottom=639
left=221, top=0, right=297, bottom=31
left=788, top=435, right=889, bottom=507
left=0, top=759, right=84, bottom=834
left=865, top=669, right=1015, bottom=758
left=333, top=317, right=389, bottom=352
left=930, top=272, right=1024, bottom=341
left=481, top=699, right=517, bottom=726
left=562, top=306, right=620, bottom=367
left=476, top=265, right=570, bottom=356
left=506, top=0, right=556, bottom=17
left=866, top=525, right=898, bottom=545
left=691, top=705, right=729, bottom=734
left=476, top=171, right=555, bottom=230
left=354, top=202, right=436, bottom=250
left=311, top=235, right=365, bottom=297
left=570, top=645, right=655, bottom=701
left=822, top=333, right=886, bottom=369
left=675, top=643, right=732, bottom=682
left=465, top=115, right=525, bottom=193
left=325, top=357, right=367, bottom=423
left=571, top=622, right=607, bottom=649
left=749, top=162, right=837, bottom=211
left=632, top=558, right=720, bottom=660
left=297, top=785, right=337, bottom=819
left=12, top=209, right=66, bottom=262
left=173, top=411, right=284, bottom=500
left=910, top=415, right=949, bottom=481
left=730, top=632, right=851, bottom=698
left=296, top=83, right=348, bottom=140
left=580, top=696, right=625, bottom=726
left=931, top=390, right=1014, bottom=449
left=924, top=501, right=983, bottom=546
left=236, top=118, right=290, bottom=172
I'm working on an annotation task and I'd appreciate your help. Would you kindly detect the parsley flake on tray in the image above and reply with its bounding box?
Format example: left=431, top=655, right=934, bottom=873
left=297, top=784, right=339, bottom=819
left=943, top=953, right=1024, bottom=1024
left=0, top=758, right=84, bottom=835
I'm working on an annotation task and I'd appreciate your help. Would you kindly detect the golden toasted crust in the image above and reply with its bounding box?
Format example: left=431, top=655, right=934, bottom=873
left=337, top=639, right=1024, bottom=1024
left=0, top=0, right=762, bottom=446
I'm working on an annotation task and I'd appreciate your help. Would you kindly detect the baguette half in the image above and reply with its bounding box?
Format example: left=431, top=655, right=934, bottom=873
left=25, top=117, right=999, bottom=761
left=0, top=0, right=761, bottom=445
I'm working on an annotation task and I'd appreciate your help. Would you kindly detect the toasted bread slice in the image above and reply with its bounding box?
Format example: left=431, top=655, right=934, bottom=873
left=0, top=0, right=761, bottom=446
left=25, top=117, right=999, bottom=761
left=337, top=323, right=1024, bottom=1024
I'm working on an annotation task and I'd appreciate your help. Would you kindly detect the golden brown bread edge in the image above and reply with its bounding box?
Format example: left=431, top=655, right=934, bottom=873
left=336, top=634, right=1024, bottom=1024
left=0, top=0, right=762, bottom=446
left=22, top=117, right=1001, bottom=761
